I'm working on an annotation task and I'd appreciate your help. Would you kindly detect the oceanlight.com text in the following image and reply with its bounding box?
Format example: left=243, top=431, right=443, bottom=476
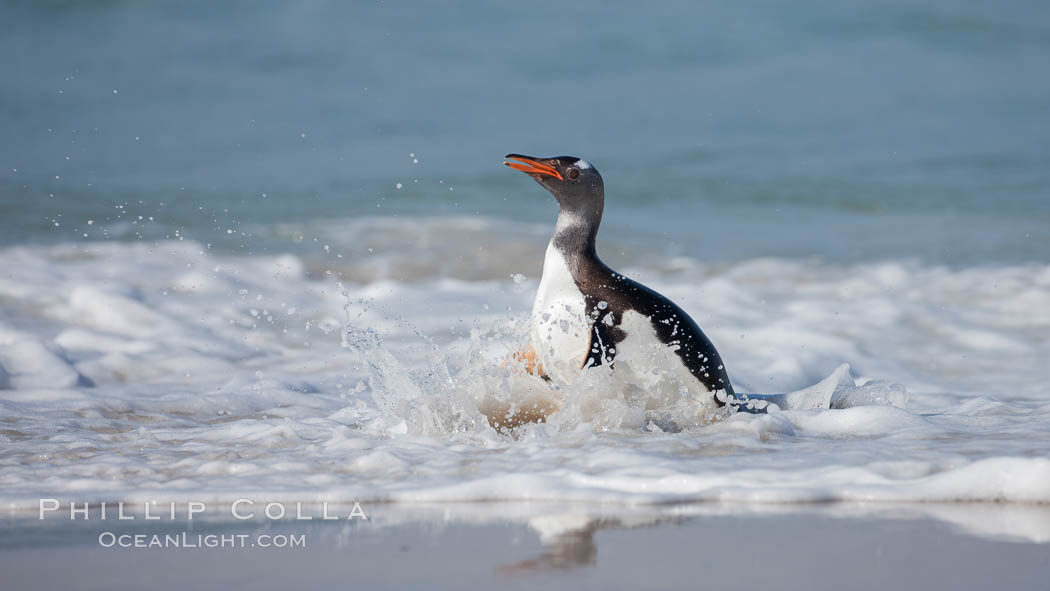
left=97, top=531, right=307, bottom=549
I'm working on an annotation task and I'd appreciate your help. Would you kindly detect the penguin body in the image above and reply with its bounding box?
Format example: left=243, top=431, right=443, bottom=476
left=506, top=154, right=735, bottom=405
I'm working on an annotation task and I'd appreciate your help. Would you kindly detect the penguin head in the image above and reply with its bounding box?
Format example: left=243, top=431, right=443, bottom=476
left=504, top=154, right=604, bottom=214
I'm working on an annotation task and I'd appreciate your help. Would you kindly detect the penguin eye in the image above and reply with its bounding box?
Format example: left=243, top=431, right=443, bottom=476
left=567, top=167, right=580, bottom=180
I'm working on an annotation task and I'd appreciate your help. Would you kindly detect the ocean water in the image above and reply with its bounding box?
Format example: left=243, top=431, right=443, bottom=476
left=1, top=0, right=1050, bottom=540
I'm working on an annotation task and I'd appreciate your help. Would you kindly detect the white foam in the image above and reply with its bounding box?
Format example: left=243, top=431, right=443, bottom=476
left=0, top=334, right=80, bottom=389
left=0, top=234, right=1048, bottom=518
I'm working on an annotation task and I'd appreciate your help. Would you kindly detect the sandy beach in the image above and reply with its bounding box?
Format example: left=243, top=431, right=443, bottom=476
left=5, top=502, right=1050, bottom=589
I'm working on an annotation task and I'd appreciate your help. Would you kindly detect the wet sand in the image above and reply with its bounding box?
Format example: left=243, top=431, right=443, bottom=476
left=3, top=503, right=1048, bottom=590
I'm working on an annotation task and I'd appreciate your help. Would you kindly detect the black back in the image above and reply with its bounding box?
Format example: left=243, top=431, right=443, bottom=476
left=556, top=232, right=736, bottom=399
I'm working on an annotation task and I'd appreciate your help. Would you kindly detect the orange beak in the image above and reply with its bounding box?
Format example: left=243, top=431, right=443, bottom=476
left=504, top=154, right=562, bottom=180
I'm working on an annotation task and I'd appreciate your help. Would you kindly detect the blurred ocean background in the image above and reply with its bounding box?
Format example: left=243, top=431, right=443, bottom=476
left=2, top=0, right=1047, bottom=264
left=1, top=0, right=1050, bottom=534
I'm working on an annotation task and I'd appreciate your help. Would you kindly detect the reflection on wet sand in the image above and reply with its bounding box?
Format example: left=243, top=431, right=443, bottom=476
left=498, top=518, right=604, bottom=573
left=498, top=514, right=683, bottom=574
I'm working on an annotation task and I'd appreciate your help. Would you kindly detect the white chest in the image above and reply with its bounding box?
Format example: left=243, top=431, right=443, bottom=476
left=530, top=242, right=589, bottom=381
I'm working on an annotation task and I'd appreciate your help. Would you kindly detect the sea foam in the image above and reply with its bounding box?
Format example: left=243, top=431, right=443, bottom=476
left=1, top=231, right=1048, bottom=517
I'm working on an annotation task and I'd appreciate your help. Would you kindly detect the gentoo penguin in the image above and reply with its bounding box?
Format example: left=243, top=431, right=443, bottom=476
left=504, top=154, right=738, bottom=415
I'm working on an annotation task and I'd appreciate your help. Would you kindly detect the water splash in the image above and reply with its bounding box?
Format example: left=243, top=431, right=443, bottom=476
left=339, top=284, right=487, bottom=437
left=338, top=285, right=738, bottom=437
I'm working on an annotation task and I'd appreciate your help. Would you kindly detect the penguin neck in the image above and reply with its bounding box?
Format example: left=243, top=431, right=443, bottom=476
left=550, top=204, right=602, bottom=272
